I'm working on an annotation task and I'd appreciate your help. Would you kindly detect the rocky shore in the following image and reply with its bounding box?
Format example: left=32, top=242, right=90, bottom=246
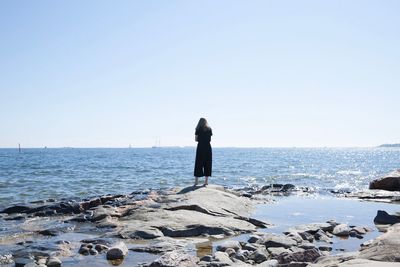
left=1, top=171, right=400, bottom=267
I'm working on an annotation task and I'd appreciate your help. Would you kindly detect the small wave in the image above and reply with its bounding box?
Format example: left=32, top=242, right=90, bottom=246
left=293, top=173, right=320, bottom=178
left=336, top=170, right=362, bottom=175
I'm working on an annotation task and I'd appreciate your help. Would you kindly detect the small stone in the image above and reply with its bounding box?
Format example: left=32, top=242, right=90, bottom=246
left=89, top=248, right=98, bottom=255
left=106, top=242, right=128, bottom=260
left=216, top=240, right=241, bottom=252
left=37, top=258, right=47, bottom=265
left=79, top=245, right=90, bottom=255
left=95, top=244, right=109, bottom=253
left=248, top=235, right=261, bottom=243
left=199, top=255, right=213, bottom=262
left=318, top=245, right=332, bottom=251
left=225, top=247, right=236, bottom=256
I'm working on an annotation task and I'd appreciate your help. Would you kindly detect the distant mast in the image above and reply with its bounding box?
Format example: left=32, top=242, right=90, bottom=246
left=152, top=137, right=161, bottom=148
left=18, top=143, right=21, bottom=153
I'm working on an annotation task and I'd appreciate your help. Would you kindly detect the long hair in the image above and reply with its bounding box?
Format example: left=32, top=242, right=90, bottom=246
left=196, top=118, right=211, bottom=132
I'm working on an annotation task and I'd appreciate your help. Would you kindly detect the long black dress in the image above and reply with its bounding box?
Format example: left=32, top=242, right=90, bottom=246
left=194, top=128, right=212, bottom=177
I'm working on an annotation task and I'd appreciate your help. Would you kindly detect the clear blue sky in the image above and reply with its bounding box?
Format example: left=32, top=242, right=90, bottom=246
left=1, top=1, right=399, bottom=148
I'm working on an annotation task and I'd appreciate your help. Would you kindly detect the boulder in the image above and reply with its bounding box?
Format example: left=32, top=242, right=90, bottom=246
left=374, top=210, right=400, bottom=225
left=358, top=223, right=400, bottom=261
left=106, top=242, right=128, bottom=260
left=333, top=224, right=350, bottom=236
left=369, top=170, right=400, bottom=191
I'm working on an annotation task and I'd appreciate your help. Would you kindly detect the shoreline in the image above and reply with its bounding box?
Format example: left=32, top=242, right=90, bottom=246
left=1, top=184, right=400, bottom=266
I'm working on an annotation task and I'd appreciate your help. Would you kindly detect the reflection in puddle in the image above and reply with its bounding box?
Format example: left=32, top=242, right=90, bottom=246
left=196, top=240, right=212, bottom=258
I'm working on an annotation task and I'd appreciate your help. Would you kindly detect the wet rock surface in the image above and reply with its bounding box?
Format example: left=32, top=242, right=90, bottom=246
left=1, top=183, right=400, bottom=266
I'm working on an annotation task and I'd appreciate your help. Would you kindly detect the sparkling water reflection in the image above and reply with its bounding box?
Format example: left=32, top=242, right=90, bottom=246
left=0, top=147, right=400, bottom=208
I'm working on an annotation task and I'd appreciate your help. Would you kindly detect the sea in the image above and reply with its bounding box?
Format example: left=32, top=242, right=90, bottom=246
left=1, top=147, right=400, bottom=209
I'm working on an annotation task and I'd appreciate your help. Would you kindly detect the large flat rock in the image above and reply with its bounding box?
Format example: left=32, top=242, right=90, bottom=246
left=118, top=185, right=265, bottom=238
left=358, top=223, right=400, bottom=261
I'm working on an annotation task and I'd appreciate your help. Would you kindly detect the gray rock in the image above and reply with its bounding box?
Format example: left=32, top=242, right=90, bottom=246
left=314, top=229, right=332, bottom=243
left=287, top=262, right=308, bottom=267
left=15, top=258, right=36, bottom=267
left=149, top=250, right=198, bottom=267
left=119, top=185, right=257, bottom=239
left=289, top=247, right=305, bottom=253
left=261, top=234, right=297, bottom=248
left=255, top=259, right=278, bottom=267
left=285, top=232, right=303, bottom=244
left=298, top=242, right=316, bottom=250
left=333, top=224, right=350, bottom=236
left=250, top=249, right=269, bottom=264
left=128, top=228, right=164, bottom=239
left=78, top=245, right=89, bottom=255
left=318, top=245, right=332, bottom=251
left=213, top=251, right=233, bottom=264
left=298, top=231, right=314, bottom=242
left=106, top=242, right=128, bottom=260
left=248, top=235, right=262, bottom=243
left=277, top=248, right=321, bottom=264
left=0, top=205, right=31, bottom=214
left=243, top=243, right=258, bottom=251
left=267, top=247, right=289, bottom=257
left=351, top=226, right=367, bottom=235
left=374, top=210, right=400, bottom=225
left=289, top=223, right=333, bottom=234
left=358, top=223, right=400, bottom=261
left=200, top=255, right=213, bottom=262
left=309, top=252, right=359, bottom=266
left=369, top=170, right=400, bottom=191
left=224, top=248, right=236, bottom=256
left=233, top=249, right=248, bottom=261
left=46, top=256, right=62, bottom=267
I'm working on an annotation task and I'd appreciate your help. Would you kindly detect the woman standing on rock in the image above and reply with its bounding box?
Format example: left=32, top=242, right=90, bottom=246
left=194, top=118, right=212, bottom=186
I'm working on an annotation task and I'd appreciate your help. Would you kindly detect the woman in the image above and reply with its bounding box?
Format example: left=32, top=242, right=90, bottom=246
left=194, top=118, right=212, bottom=186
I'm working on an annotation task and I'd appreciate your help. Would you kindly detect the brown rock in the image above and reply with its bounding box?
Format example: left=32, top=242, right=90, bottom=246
left=369, top=170, right=400, bottom=191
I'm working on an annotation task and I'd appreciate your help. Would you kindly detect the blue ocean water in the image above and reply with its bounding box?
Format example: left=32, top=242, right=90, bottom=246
left=0, top=147, right=399, bottom=208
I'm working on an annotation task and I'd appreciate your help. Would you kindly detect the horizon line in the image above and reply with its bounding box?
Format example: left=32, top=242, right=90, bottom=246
left=0, top=145, right=395, bottom=149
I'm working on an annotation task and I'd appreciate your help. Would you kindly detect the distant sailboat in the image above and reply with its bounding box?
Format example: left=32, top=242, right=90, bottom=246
left=152, top=138, right=161, bottom=148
